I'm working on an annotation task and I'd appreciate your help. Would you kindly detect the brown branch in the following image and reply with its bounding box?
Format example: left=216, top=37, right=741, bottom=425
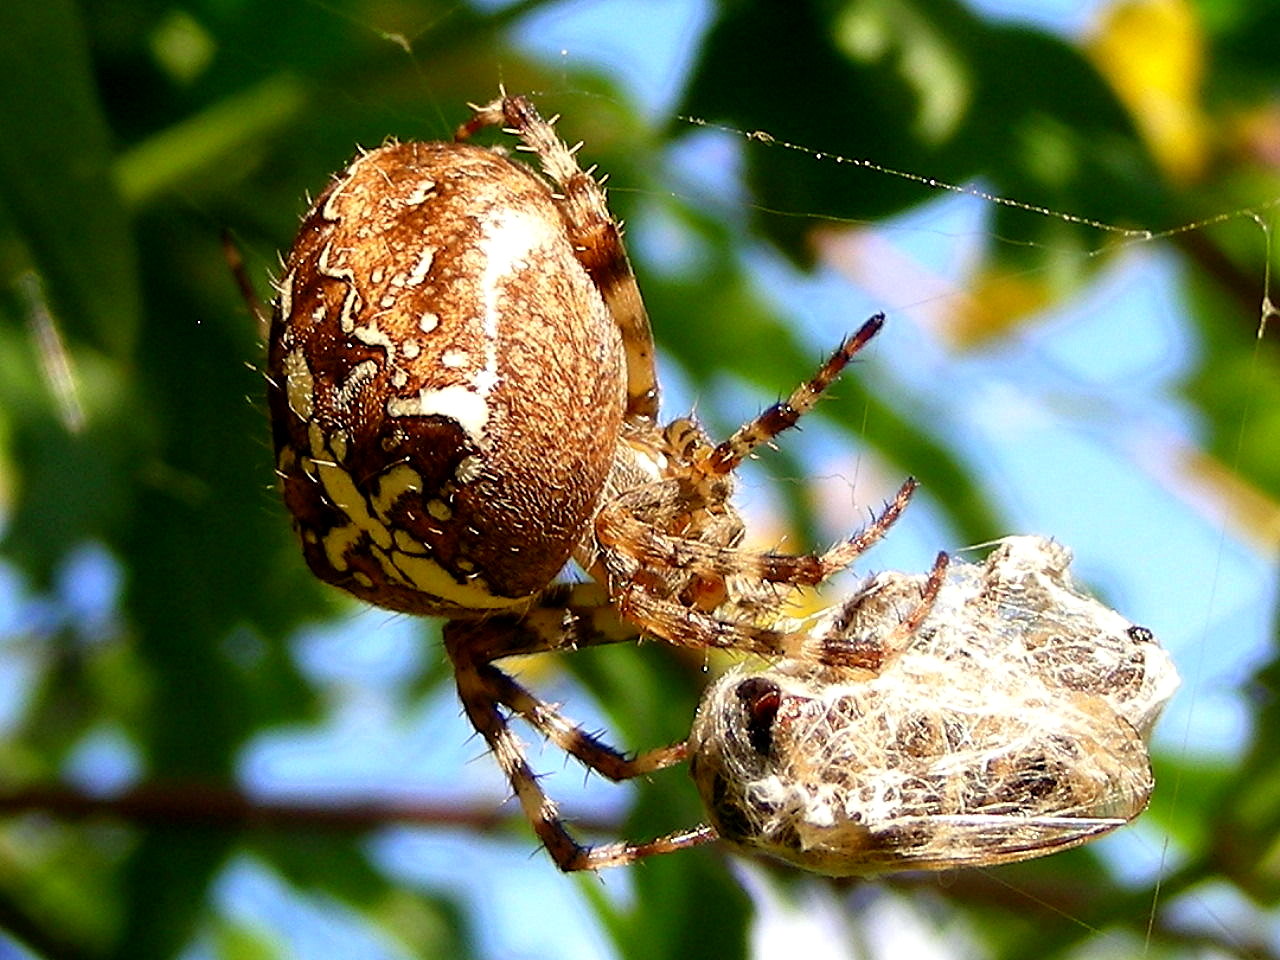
left=0, top=783, right=619, bottom=835
left=1172, top=230, right=1267, bottom=327
left=6, top=789, right=1266, bottom=958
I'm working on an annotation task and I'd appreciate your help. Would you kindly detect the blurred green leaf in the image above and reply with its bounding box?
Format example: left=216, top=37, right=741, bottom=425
left=212, top=918, right=288, bottom=960
left=116, top=74, right=307, bottom=210
left=114, top=831, right=231, bottom=960
left=0, top=0, right=140, bottom=357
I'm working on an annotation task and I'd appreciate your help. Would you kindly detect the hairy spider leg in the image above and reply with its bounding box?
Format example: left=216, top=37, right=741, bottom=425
left=458, top=92, right=660, bottom=420
left=443, top=583, right=687, bottom=774
left=595, top=396, right=917, bottom=669
left=591, top=482, right=915, bottom=670
left=444, top=615, right=715, bottom=871
left=803, top=550, right=950, bottom=671
left=221, top=230, right=271, bottom=337
left=702, top=312, right=886, bottom=475
left=597, top=475, right=916, bottom=590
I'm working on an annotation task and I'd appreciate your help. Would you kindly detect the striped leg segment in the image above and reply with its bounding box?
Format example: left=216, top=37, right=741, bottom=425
left=702, top=313, right=885, bottom=475
left=443, top=612, right=712, bottom=872
left=458, top=92, right=659, bottom=420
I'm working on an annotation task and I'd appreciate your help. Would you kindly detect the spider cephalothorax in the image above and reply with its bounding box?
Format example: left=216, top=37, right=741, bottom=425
left=264, top=93, right=1171, bottom=873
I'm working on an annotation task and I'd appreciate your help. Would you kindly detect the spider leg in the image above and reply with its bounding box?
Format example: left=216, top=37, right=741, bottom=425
left=458, top=92, right=659, bottom=421
left=701, top=314, right=885, bottom=475
left=594, top=470, right=917, bottom=668
left=444, top=617, right=716, bottom=871
left=602, top=565, right=818, bottom=663
left=477, top=654, right=687, bottom=779
left=600, top=537, right=939, bottom=673
left=455, top=582, right=637, bottom=661
left=811, top=550, right=951, bottom=670
left=880, top=549, right=950, bottom=646
left=445, top=593, right=686, bottom=778
left=598, top=475, right=916, bottom=591
left=222, top=229, right=271, bottom=338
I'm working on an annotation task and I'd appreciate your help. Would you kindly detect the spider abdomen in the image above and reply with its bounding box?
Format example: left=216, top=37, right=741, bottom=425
left=268, top=140, right=626, bottom=616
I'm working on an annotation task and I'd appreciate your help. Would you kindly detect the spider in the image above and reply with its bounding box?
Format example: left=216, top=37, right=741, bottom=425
left=264, top=91, right=926, bottom=871
left=689, top=536, right=1177, bottom=874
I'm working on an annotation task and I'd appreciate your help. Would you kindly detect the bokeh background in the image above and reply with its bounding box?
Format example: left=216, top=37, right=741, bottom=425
left=1, top=0, right=1278, bottom=957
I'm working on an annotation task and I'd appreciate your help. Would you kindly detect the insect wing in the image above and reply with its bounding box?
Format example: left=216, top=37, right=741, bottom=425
left=848, top=813, right=1136, bottom=872
left=772, top=700, right=1154, bottom=875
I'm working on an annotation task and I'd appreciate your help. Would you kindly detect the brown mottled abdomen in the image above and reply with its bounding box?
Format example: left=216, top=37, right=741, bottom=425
left=268, top=141, right=626, bottom=615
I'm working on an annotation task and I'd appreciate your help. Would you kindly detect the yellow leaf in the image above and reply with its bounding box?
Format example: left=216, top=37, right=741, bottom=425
left=948, top=267, right=1053, bottom=347
left=1087, top=0, right=1209, bottom=183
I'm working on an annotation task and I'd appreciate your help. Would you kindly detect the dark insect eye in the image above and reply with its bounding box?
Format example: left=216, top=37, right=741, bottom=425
left=735, top=677, right=782, bottom=757
left=1127, top=625, right=1154, bottom=643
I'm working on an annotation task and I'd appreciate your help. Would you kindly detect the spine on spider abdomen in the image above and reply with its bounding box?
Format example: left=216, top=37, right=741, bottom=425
left=267, top=140, right=627, bottom=617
